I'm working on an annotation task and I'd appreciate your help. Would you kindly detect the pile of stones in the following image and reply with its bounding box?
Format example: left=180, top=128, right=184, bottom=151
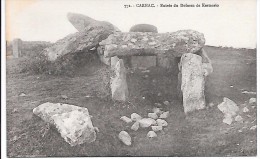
left=118, top=108, right=170, bottom=146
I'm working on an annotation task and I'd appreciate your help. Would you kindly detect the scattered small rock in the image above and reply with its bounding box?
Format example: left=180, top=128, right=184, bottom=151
left=242, top=91, right=256, bottom=95
left=85, top=95, right=91, bottom=98
left=249, top=98, right=256, bottom=104
left=144, top=75, right=149, bottom=78
left=238, top=129, right=243, bottom=133
left=148, top=113, right=158, bottom=119
left=147, top=131, right=157, bottom=138
left=222, top=114, right=233, bottom=125
left=131, top=121, right=139, bottom=131
left=152, top=79, right=156, bottom=83
left=142, top=70, right=150, bottom=73
left=142, top=97, right=146, bottom=99
left=209, top=102, right=214, bottom=107
left=243, top=107, right=249, bottom=113
left=251, top=106, right=256, bottom=109
left=12, top=108, right=18, bottom=113
left=250, top=125, right=257, bottom=130
left=19, top=93, right=27, bottom=97
left=118, top=131, right=131, bottom=146
left=154, top=103, right=162, bottom=107
left=139, top=118, right=156, bottom=128
left=234, top=115, right=243, bottom=122
left=151, top=126, right=163, bottom=132
left=156, top=119, right=168, bottom=127
left=120, top=116, right=132, bottom=123
left=159, top=111, right=169, bottom=119
left=61, top=95, right=68, bottom=99
left=218, top=97, right=239, bottom=117
left=130, top=38, right=137, bottom=43
left=157, top=92, right=162, bottom=97
left=163, top=101, right=170, bottom=106
left=152, top=107, right=163, bottom=115
left=230, top=85, right=234, bottom=88
left=131, top=113, right=142, bottom=122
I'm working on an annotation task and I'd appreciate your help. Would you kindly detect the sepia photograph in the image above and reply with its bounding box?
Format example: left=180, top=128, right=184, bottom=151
left=2, top=0, right=258, bottom=157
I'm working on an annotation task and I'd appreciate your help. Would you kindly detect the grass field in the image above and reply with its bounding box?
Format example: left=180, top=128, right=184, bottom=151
left=6, top=46, right=256, bottom=157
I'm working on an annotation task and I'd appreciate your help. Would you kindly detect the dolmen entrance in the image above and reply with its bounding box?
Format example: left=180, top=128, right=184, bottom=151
left=43, top=12, right=213, bottom=114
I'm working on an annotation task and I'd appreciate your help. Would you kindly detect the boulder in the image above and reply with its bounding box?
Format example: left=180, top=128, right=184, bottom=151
left=217, top=97, right=239, bottom=117
left=99, top=30, right=205, bottom=58
left=139, top=118, right=156, bottom=128
left=118, top=131, right=131, bottom=146
left=33, top=102, right=96, bottom=146
left=152, top=107, right=163, bottom=115
left=181, top=53, right=206, bottom=113
left=110, top=59, right=129, bottom=101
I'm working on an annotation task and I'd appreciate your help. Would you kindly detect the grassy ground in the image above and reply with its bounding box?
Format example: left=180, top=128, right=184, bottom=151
left=6, top=46, right=256, bottom=157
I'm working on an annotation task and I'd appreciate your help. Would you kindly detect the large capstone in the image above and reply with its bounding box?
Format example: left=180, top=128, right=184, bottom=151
left=43, top=13, right=119, bottom=61
left=111, top=59, right=129, bottom=101
left=181, top=53, right=206, bottom=114
left=33, top=102, right=96, bottom=146
left=99, top=30, right=205, bottom=58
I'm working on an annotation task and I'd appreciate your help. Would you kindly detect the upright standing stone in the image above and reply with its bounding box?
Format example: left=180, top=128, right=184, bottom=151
left=12, top=39, right=22, bottom=58
left=111, top=59, right=129, bottom=101
left=181, top=53, right=205, bottom=113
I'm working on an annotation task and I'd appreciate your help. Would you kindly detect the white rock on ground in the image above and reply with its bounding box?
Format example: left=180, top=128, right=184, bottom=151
left=243, top=107, right=249, bottom=113
left=118, top=131, right=131, bottom=146
left=163, top=101, right=170, bottom=106
left=218, top=97, right=239, bottom=117
left=234, top=115, right=243, bottom=122
left=147, top=131, right=157, bottom=138
left=159, top=111, right=169, bottom=119
left=249, top=98, right=256, bottom=104
left=151, top=126, right=163, bottom=132
left=156, top=119, right=168, bottom=127
left=222, top=114, right=233, bottom=125
left=120, top=116, right=132, bottom=123
left=250, top=125, right=257, bottom=130
left=148, top=113, right=158, bottom=119
left=131, top=121, right=140, bottom=131
left=209, top=102, right=214, bottom=107
left=152, top=107, right=162, bottom=115
left=139, top=118, right=156, bottom=128
left=33, top=102, right=96, bottom=146
left=131, top=113, right=142, bottom=121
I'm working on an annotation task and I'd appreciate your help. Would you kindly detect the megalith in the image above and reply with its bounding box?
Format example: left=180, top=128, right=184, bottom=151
left=110, top=59, right=129, bottom=101
left=12, top=38, right=23, bottom=58
left=180, top=53, right=206, bottom=114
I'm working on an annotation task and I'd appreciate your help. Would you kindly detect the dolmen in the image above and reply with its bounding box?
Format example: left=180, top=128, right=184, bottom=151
left=42, top=12, right=213, bottom=114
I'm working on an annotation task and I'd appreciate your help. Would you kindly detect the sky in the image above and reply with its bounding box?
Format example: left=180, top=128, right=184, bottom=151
left=6, top=0, right=257, bottom=48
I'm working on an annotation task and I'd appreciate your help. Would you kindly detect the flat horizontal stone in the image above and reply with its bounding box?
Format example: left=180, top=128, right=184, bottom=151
left=99, top=30, right=205, bottom=57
